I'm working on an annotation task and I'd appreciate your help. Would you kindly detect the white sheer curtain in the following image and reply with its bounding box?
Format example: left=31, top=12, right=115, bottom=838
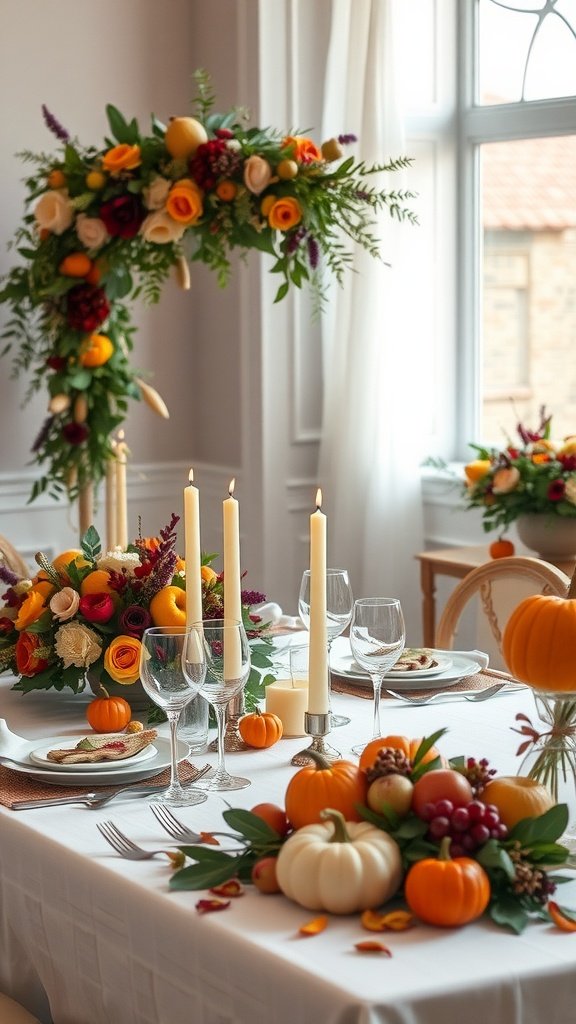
left=319, top=0, right=425, bottom=638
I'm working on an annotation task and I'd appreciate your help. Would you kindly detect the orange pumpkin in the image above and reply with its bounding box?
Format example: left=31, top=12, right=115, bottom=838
left=489, top=538, right=515, bottom=559
left=359, top=735, right=441, bottom=774
left=481, top=775, right=554, bottom=829
left=502, top=575, right=576, bottom=692
left=285, top=751, right=368, bottom=830
left=86, top=686, right=132, bottom=733
left=238, top=709, right=283, bottom=748
left=404, top=837, right=490, bottom=927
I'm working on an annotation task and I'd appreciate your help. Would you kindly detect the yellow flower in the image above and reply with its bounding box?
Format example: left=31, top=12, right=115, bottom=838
left=267, top=196, right=302, bottom=231
left=165, top=179, right=203, bottom=225
left=102, top=144, right=142, bottom=175
left=104, top=634, right=142, bottom=685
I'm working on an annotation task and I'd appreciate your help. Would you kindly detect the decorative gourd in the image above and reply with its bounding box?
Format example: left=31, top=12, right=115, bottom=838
left=502, top=575, right=576, bottom=691
left=359, top=734, right=441, bottom=774
left=285, top=751, right=368, bottom=830
left=481, top=775, right=554, bottom=828
left=275, top=808, right=403, bottom=914
left=238, top=709, right=283, bottom=748
left=489, top=538, right=515, bottom=559
left=86, top=686, right=132, bottom=733
left=404, top=836, right=490, bottom=927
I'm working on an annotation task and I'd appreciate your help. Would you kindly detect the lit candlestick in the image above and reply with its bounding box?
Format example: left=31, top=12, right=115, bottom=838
left=223, top=479, right=242, bottom=679
left=307, top=489, right=329, bottom=715
left=105, top=439, right=117, bottom=551
left=185, top=469, right=203, bottom=627
left=115, top=430, right=128, bottom=550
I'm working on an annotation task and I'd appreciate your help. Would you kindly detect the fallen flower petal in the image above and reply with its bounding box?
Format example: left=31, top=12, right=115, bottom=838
left=548, top=901, right=576, bottom=932
left=298, top=915, right=328, bottom=936
left=200, top=832, right=221, bottom=846
left=354, top=941, right=392, bottom=955
left=195, top=899, right=231, bottom=914
left=380, top=910, right=415, bottom=932
left=360, top=910, right=389, bottom=932
left=210, top=880, right=245, bottom=898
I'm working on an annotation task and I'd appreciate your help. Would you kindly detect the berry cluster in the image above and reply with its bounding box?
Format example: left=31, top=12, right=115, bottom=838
left=460, top=756, right=497, bottom=795
left=420, top=798, right=508, bottom=856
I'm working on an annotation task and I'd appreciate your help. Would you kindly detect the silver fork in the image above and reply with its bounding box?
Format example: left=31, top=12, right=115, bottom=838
left=97, top=820, right=184, bottom=863
left=384, top=682, right=507, bottom=706
left=150, top=803, right=203, bottom=843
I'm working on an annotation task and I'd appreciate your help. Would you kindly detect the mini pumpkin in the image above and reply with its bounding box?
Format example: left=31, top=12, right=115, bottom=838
left=502, top=573, right=576, bottom=692
left=285, top=750, right=367, bottom=830
left=404, top=836, right=490, bottom=927
left=276, top=809, right=403, bottom=914
left=238, top=709, right=283, bottom=748
left=86, top=685, right=132, bottom=733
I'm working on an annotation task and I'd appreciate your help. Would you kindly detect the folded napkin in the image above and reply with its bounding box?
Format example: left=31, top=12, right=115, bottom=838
left=46, top=729, right=158, bottom=765
left=253, top=602, right=305, bottom=632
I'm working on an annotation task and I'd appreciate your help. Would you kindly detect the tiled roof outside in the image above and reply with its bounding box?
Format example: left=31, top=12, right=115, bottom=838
left=483, top=134, right=576, bottom=230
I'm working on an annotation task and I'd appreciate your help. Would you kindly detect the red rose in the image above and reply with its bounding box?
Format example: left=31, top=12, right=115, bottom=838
left=79, top=592, right=115, bottom=623
left=46, top=355, right=67, bottom=371
left=15, top=632, right=49, bottom=676
left=99, top=194, right=145, bottom=239
left=66, top=284, right=110, bottom=332
left=118, top=604, right=152, bottom=637
left=547, top=479, right=566, bottom=502
left=62, top=422, right=89, bottom=446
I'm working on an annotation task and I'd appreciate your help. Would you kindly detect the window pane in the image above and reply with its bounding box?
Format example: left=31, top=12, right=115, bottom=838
left=478, top=0, right=576, bottom=104
left=481, top=136, right=576, bottom=442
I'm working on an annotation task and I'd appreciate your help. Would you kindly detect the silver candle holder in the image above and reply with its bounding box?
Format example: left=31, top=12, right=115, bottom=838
left=290, top=711, right=341, bottom=766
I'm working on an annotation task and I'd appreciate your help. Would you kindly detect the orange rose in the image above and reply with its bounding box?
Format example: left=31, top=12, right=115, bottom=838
left=282, top=135, right=323, bottom=163
left=15, top=632, right=50, bottom=676
left=267, top=197, right=303, bottom=231
left=15, top=590, right=50, bottom=631
left=104, top=634, right=142, bottom=685
left=165, top=179, right=203, bottom=225
left=102, top=144, right=142, bottom=175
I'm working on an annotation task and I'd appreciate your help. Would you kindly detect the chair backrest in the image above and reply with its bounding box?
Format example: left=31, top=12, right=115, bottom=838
left=435, top=555, right=570, bottom=652
left=0, top=536, right=29, bottom=579
left=0, top=993, right=42, bottom=1024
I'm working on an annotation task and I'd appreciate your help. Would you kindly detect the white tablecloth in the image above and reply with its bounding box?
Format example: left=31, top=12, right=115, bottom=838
left=1, top=679, right=576, bottom=1024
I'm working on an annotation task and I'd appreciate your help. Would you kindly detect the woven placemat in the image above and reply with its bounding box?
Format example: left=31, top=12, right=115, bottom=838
left=331, top=667, right=517, bottom=701
left=0, top=759, right=199, bottom=809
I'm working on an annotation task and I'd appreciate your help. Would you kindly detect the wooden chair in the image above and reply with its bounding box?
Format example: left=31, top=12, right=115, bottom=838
left=0, top=536, right=29, bottom=579
left=435, top=555, right=570, bottom=652
left=0, top=993, right=42, bottom=1023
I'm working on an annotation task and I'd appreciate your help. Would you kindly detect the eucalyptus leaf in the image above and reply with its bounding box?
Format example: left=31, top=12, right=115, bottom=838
left=489, top=895, right=529, bottom=934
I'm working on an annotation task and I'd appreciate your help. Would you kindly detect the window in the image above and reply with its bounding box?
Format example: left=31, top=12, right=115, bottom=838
left=460, top=0, right=576, bottom=450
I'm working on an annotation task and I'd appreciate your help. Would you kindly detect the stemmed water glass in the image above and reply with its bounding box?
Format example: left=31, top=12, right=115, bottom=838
left=183, top=618, right=251, bottom=792
left=298, top=568, right=354, bottom=727
left=139, top=626, right=208, bottom=807
left=349, top=598, right=405, bottom=756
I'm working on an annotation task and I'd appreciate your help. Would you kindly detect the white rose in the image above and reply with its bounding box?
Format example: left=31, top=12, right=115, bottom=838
left=140, top=210, right=185, bottom=244
left=243, top=155, right=272, bottom=195
left=34, top=189, right=74, bottom=235
left=75, top=213, right=109, bottom=250
left=143, top=176, right=171, bottom=211
left=50, top=586, right=80, bottom=622
left=564, top=477, right=576, bottom=506
left=97, top=551, right=141, bottom=573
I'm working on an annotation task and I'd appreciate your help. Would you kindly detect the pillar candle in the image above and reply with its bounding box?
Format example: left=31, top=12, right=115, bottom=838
left=307, top=489, right=329, bottom=715
left=105, top=440, right=117, bottom=551
left=115, top=431, right=128, bottom=550
left=223, top=479, right=242, bottom=679
left=185, top=469, right=203, bottom=627
left=265, top=679, right=309, bottom=737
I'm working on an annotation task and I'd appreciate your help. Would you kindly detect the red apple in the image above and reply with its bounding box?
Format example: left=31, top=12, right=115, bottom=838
left=250, top=802, right=291, bottom=837
left=411, top=768, right=473, bottom=819
left=251, top=856, right=281, bottom=894
left=367, top=774, right=414, bottom=817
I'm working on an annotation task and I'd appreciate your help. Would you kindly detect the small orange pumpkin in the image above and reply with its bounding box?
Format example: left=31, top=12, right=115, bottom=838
left=359, top=735, right=441, bottom=774
left=285, top=750, right=368, bottom=830
left=86, top=686, right=132, bottom=733
left=404, top=836, right=490, bottom=927
left=489, top=537, right=515, bottom=559
left=502, top=573, right=576, bottom=692
left=238, top=709, right=283, bottom=749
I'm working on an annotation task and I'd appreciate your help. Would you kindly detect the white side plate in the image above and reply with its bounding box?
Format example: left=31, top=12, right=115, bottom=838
left=330, top=638, right=489, bottom=691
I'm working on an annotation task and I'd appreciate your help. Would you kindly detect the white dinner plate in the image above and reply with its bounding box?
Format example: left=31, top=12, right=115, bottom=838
left=1, top=737, right=190, bottom=787
left=330, top=638, right=489, bottom=691
left=29, top=735, right=158, bottom=772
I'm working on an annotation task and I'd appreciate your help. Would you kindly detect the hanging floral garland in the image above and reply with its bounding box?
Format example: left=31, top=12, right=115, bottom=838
left=0, top=71, right=416, bottom=510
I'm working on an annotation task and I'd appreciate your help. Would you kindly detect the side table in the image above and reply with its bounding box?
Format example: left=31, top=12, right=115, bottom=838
left=415, top=545, right=576, bottom=647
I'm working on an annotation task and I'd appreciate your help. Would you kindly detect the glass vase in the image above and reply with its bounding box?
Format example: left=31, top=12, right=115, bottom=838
left=518, top=691, right=576, bottom=838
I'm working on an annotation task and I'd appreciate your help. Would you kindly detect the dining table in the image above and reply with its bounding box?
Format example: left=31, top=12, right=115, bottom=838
left=1, top=650, right=576, bottom=1024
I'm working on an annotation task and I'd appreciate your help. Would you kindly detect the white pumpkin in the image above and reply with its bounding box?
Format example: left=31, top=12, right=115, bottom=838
left=275, top=809, right=403, bottom=915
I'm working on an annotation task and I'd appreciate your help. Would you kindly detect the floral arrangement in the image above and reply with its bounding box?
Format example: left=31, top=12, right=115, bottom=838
left=463, top=407, right=576, bottom=533
left=0, top=70, right=416, bottom=509
left=166, top=730, right=574, bottom=936
left=0, top=513, right=273, bottom=706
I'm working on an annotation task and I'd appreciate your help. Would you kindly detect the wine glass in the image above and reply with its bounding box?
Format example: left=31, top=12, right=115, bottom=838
left=298, top=568, right=354, bottom=727
left=183, top=618, right=251, bottom=792
left=139, top=626, right=208, bottom=807
left=349, top=598, right=405, bottom=756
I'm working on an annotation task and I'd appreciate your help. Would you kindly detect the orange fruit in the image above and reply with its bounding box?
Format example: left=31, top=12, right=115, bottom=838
left=201, top=565, right=218, bottom=584
left=277, top=159, right=298, bottom=180
left=250, top=803, right=291, bottom=837
left=359, top=735, right=441, bottom=773
left=464, top=460, right=492, bottom=483
left=86, top=170, right=106, bottom=190
left=79, top=334, right=114, bottom=368
left=149, top=585, right=186, bottom=626
left=59, top=253, right=93, bottom=278
left=80, top=569, right=115, bottom=596
left=481, top=776, right=554, bottom=829
left=47, top=168, right=66, bottom=188
left=164, top=116, right=208, bottom=159
left=216, top=180, right=237, bottom=201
